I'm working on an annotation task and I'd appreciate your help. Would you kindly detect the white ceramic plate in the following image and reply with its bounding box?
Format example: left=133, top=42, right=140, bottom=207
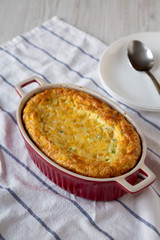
left=99, top=32, right=160, bottom=111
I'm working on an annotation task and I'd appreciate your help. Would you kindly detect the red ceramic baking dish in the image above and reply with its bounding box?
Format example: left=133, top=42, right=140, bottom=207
left=15, top=76, right=156, bottom=201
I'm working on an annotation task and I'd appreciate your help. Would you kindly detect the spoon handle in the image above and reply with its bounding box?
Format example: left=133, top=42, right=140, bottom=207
left=146, top=70, right=160, bottom=95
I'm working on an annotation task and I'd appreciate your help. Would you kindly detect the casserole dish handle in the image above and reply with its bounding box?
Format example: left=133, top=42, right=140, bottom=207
left=118, top=164, right=156, bottom=194
left=15, top=76, right=47, bottom=98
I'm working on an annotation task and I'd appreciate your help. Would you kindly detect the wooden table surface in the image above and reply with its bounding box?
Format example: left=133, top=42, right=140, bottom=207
left=0, top=0, right=160, bottom=46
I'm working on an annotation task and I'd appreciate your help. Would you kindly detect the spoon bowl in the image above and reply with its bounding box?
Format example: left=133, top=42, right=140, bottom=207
left=127, top=40, right=160, bottom=94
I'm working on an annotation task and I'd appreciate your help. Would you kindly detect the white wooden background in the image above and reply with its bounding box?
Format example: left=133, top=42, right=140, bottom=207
left=0, top=0, right=160, bottom=46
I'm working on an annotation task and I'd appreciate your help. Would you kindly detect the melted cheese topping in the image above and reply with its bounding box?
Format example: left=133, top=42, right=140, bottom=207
left=23, top=88, right=141, bottom=178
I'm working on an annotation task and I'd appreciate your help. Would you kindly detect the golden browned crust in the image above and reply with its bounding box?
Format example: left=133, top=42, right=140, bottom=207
left=22, top=88, right=141, bottom=178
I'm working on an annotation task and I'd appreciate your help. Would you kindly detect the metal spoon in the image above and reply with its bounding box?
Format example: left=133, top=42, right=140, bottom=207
left=127, top=40, right=160, bottom=94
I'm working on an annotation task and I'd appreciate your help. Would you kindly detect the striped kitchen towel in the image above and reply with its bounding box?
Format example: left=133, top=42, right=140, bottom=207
left=0, top=16, right=159, bottom=240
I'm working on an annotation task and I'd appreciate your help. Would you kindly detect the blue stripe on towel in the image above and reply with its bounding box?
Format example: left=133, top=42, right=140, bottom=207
left=151, top=186, right=160, bottom=198
left=0, top=144, right=114, bottom=240
left=0, top=105, right=17, bottom=124
left=116, top=199, right=160, bottom=237
left=0, top=185, right=61, bottom=240
left=0, top=47, right=51, bottom=84
left=148, top=147, right=160, bottom=159
left=123, top=105, right=160, bottom=131
left=0, top=74, right=14, bottom=88
left=0, top=234, right=6, bottom=240
left=138, top=175, right=160, bottom=198
left=40, top=25, right=99, bottom=62
left=69, top=199, right=114, bottom=240
left=20, top=35, right=102, bottom=90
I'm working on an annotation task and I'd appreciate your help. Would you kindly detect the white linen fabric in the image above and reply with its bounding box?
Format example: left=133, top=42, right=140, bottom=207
left=0, top=16, right=159, bottom=240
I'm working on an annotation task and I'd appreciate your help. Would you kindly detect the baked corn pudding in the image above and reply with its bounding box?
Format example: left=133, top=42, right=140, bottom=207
left=23, top=88, right=141, bottom=178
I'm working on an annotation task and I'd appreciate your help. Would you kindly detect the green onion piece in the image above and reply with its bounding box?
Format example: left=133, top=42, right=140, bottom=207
left=97, top=134, right=102, bottom=139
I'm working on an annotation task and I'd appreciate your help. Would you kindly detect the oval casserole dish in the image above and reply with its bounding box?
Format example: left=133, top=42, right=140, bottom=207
left=15, top=76, right=156, bottom=201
